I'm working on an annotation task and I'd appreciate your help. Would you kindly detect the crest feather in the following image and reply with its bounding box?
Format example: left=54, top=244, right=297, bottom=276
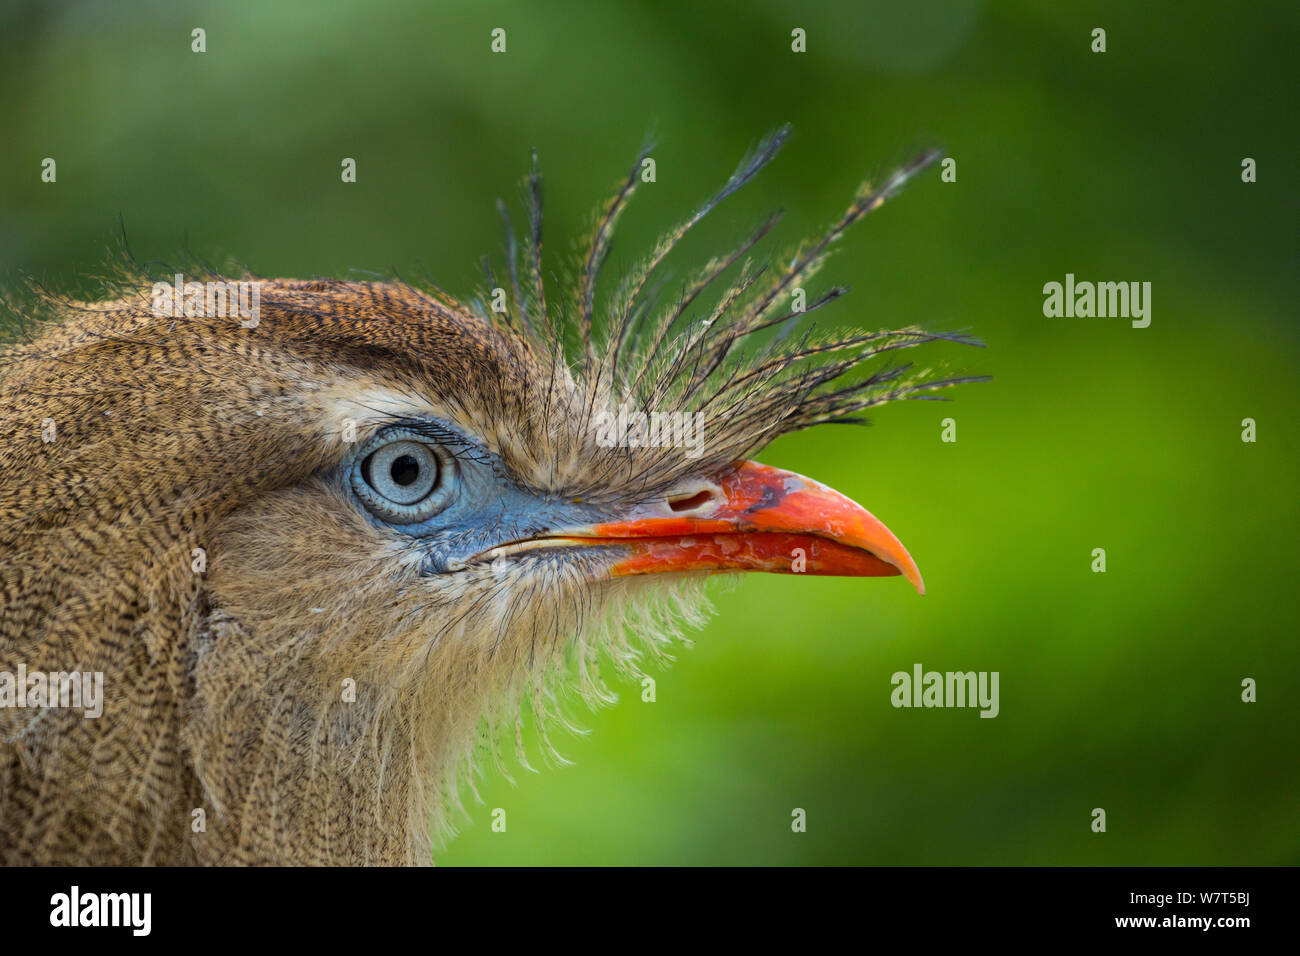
left=476, top=128, right=987, bottom=483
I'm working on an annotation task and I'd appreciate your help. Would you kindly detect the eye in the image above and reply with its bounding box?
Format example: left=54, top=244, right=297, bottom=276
left=351, top=432, right=456, bottom=524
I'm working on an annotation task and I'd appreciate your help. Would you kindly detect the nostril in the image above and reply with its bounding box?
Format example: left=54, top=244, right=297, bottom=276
left=667, top=489, right=715, bottom=513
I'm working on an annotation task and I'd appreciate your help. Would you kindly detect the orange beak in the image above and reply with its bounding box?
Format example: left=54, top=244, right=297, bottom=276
left=575, top=461, right=925, bottom=592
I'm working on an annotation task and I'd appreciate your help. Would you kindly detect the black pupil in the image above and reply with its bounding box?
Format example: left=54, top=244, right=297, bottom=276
left=390, top=454, right=421, bottom=486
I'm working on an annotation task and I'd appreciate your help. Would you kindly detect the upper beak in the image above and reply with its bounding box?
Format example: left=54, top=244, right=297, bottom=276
left=534, top=460, right=925, bottom=593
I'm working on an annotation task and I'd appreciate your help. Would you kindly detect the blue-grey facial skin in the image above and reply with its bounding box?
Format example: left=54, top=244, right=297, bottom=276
left=341, top=420, right=610, bottom=575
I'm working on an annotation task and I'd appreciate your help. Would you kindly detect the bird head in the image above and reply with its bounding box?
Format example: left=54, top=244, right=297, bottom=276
left=0, top=128, right=982, bottom=864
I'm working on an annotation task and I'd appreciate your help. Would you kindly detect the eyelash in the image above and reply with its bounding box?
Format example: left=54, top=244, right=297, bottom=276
left=379, top=417, right=491, bottom=466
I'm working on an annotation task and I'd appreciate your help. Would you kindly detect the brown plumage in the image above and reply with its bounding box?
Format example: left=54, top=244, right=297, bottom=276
left=0, top=129, right=981, bottom=864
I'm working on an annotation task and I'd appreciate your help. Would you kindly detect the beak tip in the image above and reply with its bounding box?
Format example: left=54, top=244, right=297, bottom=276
left=906, top=568, right=926, bottom=595
left=892, top=555, right=925, bottom=595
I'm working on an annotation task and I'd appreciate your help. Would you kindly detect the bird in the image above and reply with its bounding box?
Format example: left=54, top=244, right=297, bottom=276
left=0, top=127, right=982, bottom=865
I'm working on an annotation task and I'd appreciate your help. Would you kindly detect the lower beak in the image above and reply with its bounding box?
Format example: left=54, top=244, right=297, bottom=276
left=564, top=461, right=925, bottom=593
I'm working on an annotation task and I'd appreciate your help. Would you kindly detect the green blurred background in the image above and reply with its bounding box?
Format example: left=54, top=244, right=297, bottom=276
left=1, top=0, right=1295, bottom=864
